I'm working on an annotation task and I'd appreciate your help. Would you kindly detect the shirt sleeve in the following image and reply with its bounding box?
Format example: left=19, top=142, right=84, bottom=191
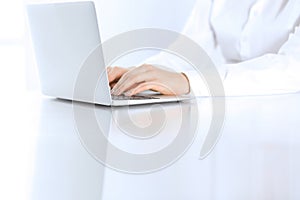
left=221, top=23, right=300, bottom=96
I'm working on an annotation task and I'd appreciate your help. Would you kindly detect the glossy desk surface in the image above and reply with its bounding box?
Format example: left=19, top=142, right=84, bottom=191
left=1, top=92, right=300, bottom=200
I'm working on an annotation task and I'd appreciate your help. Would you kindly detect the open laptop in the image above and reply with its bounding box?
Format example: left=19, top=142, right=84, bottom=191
left=26, top=1, right=191, bottom=106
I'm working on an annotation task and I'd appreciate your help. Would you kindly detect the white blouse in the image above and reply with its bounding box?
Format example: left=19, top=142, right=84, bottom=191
left=146, top=0, right=300, bottom=96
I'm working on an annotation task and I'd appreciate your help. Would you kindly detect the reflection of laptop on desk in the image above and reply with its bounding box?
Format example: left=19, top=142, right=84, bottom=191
left=26, top=1, right=191, bottom=106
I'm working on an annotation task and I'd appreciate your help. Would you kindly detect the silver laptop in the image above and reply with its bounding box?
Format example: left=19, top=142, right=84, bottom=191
left=26, top=1, right=190, bottom=106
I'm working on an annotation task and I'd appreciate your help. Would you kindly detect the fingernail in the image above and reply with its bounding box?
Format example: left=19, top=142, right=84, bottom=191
left=116, top=90, right=122, bottom=95
left=124, top=91, right=131, bottom=96
left=113, top=89, right=120, bottom=95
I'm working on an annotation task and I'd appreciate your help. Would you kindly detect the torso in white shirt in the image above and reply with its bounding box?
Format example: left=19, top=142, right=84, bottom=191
left=210, top=0, right=300, bottom=62
left=146, top=0, right=300, bottom=95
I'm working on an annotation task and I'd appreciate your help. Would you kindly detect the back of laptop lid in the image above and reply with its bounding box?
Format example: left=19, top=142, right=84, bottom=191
left=27, top=1, right=111, bottom=105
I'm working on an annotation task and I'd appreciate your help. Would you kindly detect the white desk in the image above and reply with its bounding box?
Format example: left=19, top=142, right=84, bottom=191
left=1, top=92, right=300, bottom=200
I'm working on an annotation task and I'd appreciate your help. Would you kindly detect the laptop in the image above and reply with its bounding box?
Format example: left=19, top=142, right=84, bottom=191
left=26, top=1, right=191, bottom=106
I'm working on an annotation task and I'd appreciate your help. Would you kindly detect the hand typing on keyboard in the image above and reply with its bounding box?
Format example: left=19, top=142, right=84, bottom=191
left=107, top=65, right=190, bottom=96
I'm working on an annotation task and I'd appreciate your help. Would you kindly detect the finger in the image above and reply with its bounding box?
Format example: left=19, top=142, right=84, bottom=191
left=107, top=67, right=121, bottom=82
left=112, top=64, right=153, bottom=90
left=131, top=81, right=178, bottom=96
left=112, top=71, right=156, bottom=95
left=110, top=81, right=119, bottom=89
left=108, top=67, right=127, bottom=83
left=122, top=83, right=140, bottom=96
left=112, top=65, right=155, bottom=95
left=128, top=82, right=162, bottom=96
left=111, top=81, right=139, bottom=92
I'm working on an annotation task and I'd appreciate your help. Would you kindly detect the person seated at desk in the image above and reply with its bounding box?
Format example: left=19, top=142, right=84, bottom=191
left=108, top=0, right=300, bottom=97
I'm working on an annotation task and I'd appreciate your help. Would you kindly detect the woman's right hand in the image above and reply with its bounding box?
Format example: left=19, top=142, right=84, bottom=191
left=107, top=65, right=190, bottom=96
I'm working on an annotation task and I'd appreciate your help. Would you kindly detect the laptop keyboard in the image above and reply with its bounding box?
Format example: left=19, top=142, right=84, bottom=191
left=112, top=94, right=159, bottom=100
